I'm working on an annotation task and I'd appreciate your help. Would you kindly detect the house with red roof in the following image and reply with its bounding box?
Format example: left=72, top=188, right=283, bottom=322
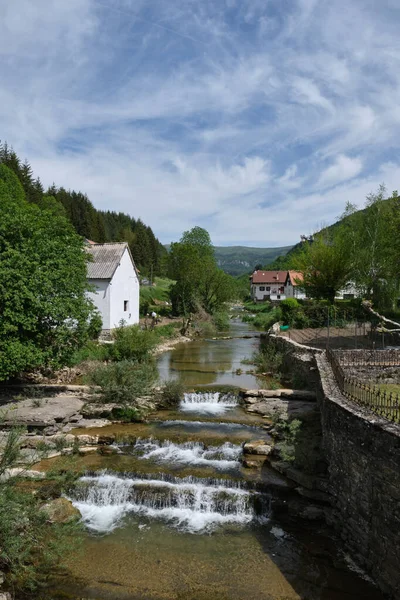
left=250, top=270, right=287, bottom=302
left=284, top=271, right=307, bottom=300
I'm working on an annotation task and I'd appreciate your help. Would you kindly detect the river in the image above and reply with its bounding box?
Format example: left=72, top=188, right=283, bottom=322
left=43, top=320, right=384, bottom=600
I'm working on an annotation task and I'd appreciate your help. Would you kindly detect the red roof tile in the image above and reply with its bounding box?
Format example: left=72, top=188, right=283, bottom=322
left=251, top=270, right=288, bottom=284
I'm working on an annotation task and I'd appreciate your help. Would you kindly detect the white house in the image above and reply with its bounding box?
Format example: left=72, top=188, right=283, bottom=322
left=86, top=242, right=140, bottom=331
left=284, top=271, right=307, bottom=300
left=250, top=271, right=287, bottom=302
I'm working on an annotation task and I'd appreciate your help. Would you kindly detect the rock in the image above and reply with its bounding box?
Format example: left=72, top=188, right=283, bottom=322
left=42, top=498, right=81, bottom=523
left=0, top=468, right=45, bottom=481
left=241, top=388, right=316, bottom=400
left=0, top=592, right=12, bottom=600
left=299, top=505, right=326, bottom=520
left=98, top=434, right=116, bottom=445
left=243, top=440, right=273, bottom=456
left=1, top=395, right=85, bottom=427
left=246, top=398, right=317, bottom=419
left=0, top=570, right=5, bottom=585
left=243, top=396, right=258, bottom=404
left=242, top=459, right=260, bottom=468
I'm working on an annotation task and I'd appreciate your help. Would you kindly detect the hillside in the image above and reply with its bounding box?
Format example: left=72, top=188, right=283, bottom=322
left=213, top=245, right=293, bottom=275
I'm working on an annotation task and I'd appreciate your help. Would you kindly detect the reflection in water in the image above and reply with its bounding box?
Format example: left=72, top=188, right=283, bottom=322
left=157, top=319, right=263, bottom=388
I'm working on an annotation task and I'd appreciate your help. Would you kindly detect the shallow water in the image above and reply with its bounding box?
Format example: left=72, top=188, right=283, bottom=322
left=157, top=320, right=265, bottom=388
left=42, top=319, right=385, bottom=600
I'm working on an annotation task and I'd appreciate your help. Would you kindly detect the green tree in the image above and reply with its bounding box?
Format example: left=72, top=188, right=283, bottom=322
left=342, top=186, right=399, bottom=309
left=0, top=165, right=94, bottom=380
left=168, top=226, right=236, bottom=315
left=293, top=230, right=353, bottom=303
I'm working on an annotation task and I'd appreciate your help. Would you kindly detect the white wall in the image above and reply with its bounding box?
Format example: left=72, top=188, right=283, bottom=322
left=109, top=248, right=140, bottom=328
left=87, top=279, right=111, bottom=330
left=285, top=284, right=307, bottom=300
left=251, top=283, right=286, bottom=302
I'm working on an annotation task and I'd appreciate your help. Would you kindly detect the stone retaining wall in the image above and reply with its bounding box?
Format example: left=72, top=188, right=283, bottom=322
left=316, top=353, right=400, bottom=599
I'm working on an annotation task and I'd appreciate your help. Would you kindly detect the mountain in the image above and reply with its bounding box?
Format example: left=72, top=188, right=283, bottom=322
left=213, top=245, right=293, bottom=275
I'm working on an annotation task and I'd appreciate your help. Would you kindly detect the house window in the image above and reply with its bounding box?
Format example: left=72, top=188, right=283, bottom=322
left=266, top=286, right=270, bottom=291
left=277, top=294, right=281, bottom=299
left=259, top=286, right=265, bottom=291
left=124, top=300, right=129, bottom=312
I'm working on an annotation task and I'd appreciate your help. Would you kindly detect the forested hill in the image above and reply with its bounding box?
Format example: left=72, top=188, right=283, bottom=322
left=0, top=142, right=166, bottom=276
left=213, top=245, right=293, bottom=275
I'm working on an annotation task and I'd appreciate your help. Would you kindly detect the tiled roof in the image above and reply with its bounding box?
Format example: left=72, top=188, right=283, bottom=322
left=86, top=242, right=128, bottom=279
left=287, top=271, right=304, bottom=286
left=251, top=270, right=288, bottom=284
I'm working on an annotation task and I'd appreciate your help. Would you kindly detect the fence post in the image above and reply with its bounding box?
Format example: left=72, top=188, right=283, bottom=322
left=327, top=308, right=330, bottom=350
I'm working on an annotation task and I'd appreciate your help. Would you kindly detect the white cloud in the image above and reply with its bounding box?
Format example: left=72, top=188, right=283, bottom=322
left=317, top=155, right=363, bottom=188
left=1, top=0, right=400, bottom=247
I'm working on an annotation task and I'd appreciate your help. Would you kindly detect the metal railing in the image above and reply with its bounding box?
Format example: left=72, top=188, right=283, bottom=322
left=326, top=348, right=400, bottom=423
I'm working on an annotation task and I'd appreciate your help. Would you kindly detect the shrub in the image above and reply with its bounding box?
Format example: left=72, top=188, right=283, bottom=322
left=212, top=310, right=230, bottom=331
left=0, top=485, right=81, bottom=594
left=159, top=379, right=185, bottom=406
left=275, top=418, right=302, bottom=463
left=253, top=307, right=282, bottom=330
left=111, top=325, right=157, bottom=363
left=88, top=360, right=158, bottom=403
left=253, top=345, right=284, bottom=376
left=154, top=323, right=180, bottom=340
left=68, top=341, right=110, bottom=365
left=111, top=406, right=143, bottom=422
left=87, top=310, right=103, bottom=340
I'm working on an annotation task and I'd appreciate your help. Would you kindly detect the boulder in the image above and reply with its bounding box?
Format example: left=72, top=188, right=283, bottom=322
left=243, top=440, right=273, bottom=456
left=42, top=498, right=81, bottom=523
left=1, top=396, right=84, bottom=427
left=0, top=592, right=12, bottom=600
left=242, top=459, right=260, bottom=468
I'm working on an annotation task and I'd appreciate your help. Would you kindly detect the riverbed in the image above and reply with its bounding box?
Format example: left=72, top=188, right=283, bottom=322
left=41, top=320, right=384, bottom=600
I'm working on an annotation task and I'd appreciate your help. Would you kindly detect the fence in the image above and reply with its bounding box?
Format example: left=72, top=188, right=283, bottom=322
left=326, top=348, right=400, bottom=423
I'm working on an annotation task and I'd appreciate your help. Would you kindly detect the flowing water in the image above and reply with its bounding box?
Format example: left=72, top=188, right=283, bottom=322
left=43, top=319, right=385, bottom=600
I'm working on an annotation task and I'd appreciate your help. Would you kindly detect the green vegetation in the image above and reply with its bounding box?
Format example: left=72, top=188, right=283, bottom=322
left=0, top=142, right=166, bottom=278
left=0, top=164, right=96, bottom=382
left=252, top=345, right=284, bottom=376
left=159, top=379, right=185, bottom=406
left=168, top=227, right=237, bottom=316
left=140, top=277, right=175, bottom=316
left=274, top=418, right=302, bottom=463
left=88, top=360, right=157, bottom=404
left=0, top=427, right=82, bottom=595
left=110, top=324, right=158, bottom=362
left=212, top=245, right=293, bottom=276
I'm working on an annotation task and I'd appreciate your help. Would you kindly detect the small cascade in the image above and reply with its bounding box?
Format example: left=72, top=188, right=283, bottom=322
left=68, top=471, right=270, bottom=534
left=120, top=437, right=242, bottom=471
left=180, top=392, right=238, bottom=415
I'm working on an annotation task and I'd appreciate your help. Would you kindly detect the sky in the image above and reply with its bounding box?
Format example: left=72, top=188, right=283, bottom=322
left=1, top=0, right=400, bottom=247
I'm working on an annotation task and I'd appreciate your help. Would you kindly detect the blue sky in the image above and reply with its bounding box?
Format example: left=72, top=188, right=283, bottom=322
left=1, top=0, right=400, bottom=246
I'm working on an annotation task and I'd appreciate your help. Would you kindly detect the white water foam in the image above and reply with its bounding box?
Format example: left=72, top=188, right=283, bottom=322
left=131, top=438, right=242, bottom=470
left=69, top=472, right=266, bottom=534
left=180, top=392, right=238, bottom=416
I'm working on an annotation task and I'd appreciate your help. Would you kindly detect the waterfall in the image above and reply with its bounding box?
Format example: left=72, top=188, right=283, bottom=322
left=121, top=437, right=242, bottom=471
left=180, top=392, right=238, bottom=415
left=68, top=471, right=270, bottom=534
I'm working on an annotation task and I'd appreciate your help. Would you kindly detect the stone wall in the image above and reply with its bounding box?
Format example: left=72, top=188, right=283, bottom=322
left=316, top=353, right=400, bottom=599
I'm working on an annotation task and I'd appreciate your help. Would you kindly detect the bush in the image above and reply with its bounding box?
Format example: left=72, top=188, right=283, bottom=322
left=154, top=323, right=180, bottom=340
left=159, top=379, right=185, bottom=406
left=212, top=310, right=230, bottom=331
left=68, top=340, right=110, bottom=365
left=111, top=406, right=143, bottom=422
left=111, top=325, right=157, bottom=362
left=253, top=307, right=282, bottom=330
left=0, top=485, right=81, bottom=594
left=87, top=310, right=103, bottom=340
left=253, top=345, right=284, bottom=376
left=88, top=360, right=158, bottom=403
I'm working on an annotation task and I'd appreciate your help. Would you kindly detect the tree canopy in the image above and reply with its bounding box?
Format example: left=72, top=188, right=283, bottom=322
left=168, top=226, right=236, bottom=315
left=0, top=165, right=95, bottom=380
